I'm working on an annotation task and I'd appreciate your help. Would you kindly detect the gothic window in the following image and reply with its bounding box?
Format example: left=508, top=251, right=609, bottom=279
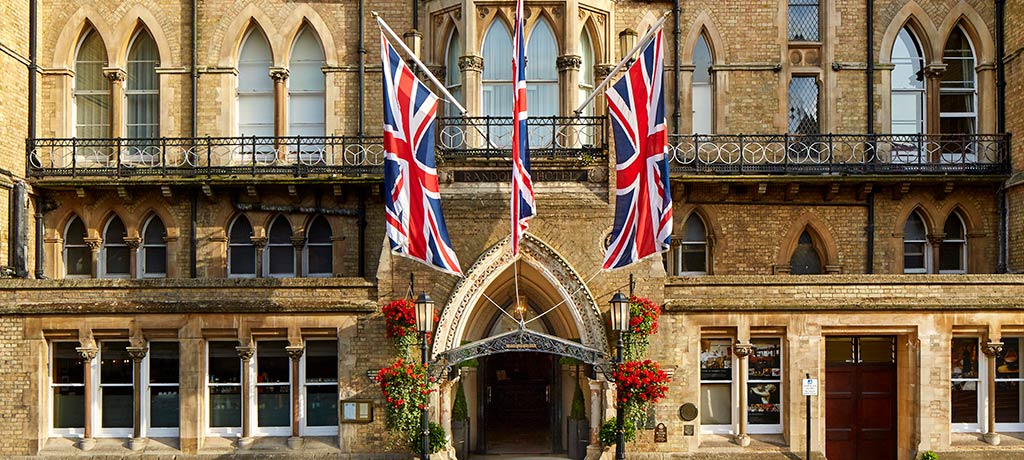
left=481, top=22, right=513, bottom=119
left=788, top=0, right=819, bottom=41
left=126, top=30, right=160, bottom=140
left=288, top=27, right=326, bottom=142
left=238, top=28, right=274, bottom=137
left=939, top=212, right=967, bottom=274
left=141, top=215, right=166, bottom=277
left=941, top=26, right=977, bottom=137
left=669, top=213, right=708, bottom=275
left=64, top=216, right=90, bottom=277
left=265, top=215, right=295, bottom=277
left=578, top=30, right=594, bottom=117
left=228, top=215, right=256, bottom=277
left=101, top=215, right=130, bottom=278
left=75, top=29, right=110, bottom=139
left=445, top=29, right=462, bottom=117
left=692, top=34, right=713, bottom=134
left=304, top=215, right=332, bottom=277
left=789, top=230, right=823, bottom=275
left=526, top=19, right=558, bottom=118
left=788, top=77, right=820, bottom=134
left=891, top=26, right=926, bottom=163
left=903, top=211, right=929, bottom=274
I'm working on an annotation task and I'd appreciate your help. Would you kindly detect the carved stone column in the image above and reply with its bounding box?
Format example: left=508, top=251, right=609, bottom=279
left=124, top=237, right=141, bottom=279
left=733, top=343, right=753, bottom=447
left=459, top=55, right=483, bottom=118
left=236, top=344, right=256, bottom=449
left=103, top=68, right=127, bottom=138
left=269, top=67, right=290, bottom=142
left=593, top=64, right=615, bottom=118
left=924, top=64, right=947, bottom=138
left=291, top=236, right=306, bottom=278
left=251, top=237, right=267, bottom=278
left=76, top=345, right=99, bottom=450
left=983, top=341, right=1004, bottom=445
left=558, top=55, right=582, bottom=116
left=286, top=344, right=304, bottom=448
left=127, top=346, right=149, bottom=450
left=84, top=238, right=101, bottom=278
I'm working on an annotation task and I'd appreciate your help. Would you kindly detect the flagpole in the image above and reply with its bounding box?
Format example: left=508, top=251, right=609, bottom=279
left=373, top=12, right=469, bottom=115
left=573, top=10, right=671, bottom=116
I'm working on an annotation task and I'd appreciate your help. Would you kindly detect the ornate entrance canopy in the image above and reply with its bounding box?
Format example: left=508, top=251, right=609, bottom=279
left=429, top=327, right=612, bottom=378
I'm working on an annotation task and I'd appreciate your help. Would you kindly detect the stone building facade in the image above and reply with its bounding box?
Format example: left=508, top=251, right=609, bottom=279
left=1, top=0, right=1023, bottom=459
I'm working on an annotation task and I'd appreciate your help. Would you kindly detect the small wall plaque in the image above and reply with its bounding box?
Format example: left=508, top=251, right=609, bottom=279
left=340, top=399, right=373, bottom=423
left=683, top=424, right=694, bottom=436
left=654, top=423, right=668, bottom=442
left=678, top=403, right=698, bottom=421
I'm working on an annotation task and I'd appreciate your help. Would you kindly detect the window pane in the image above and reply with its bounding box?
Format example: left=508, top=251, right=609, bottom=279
left=940, top=116, right=976, bottom=135
left=940, top=93, right=975, bottom=113
left=526, top=20, right=558, bottom=81
left=446, top=31, right=461, bottom=87
left=482, top=24, right=512, bottom=81
left=892, top=28, right=925, bottom=90
left=258, top=385, right=290, bottom=427
left=269, top=218, right=292, bottom=244
left=788, top=1, right=819, bottom=41
left=700, top=383, right=732, bottom=425
left=257, top=341, right=289, bottom=383
left=54, top=343, right=84, bottom=384
left=790, top=231, right=822, bottom=275
left=144, top=217, right=165, bottom=244
left=209, top=342, right=240, bottom=384
left=951, top=381, right=978, bottom=423
left=747, top=382, right=781, bottom=424
left=306, top=341, right=338, bottom=383
left=150, top=387, right=179, bottom=427
left=53, top=386, right=85, bottom=428
left=106, top=247, right=130, bottom=275
left=230, top=217, right=252, bottom=243
left=269, top=246, right=295, bottom=275
left=65, top=218, right=87, bottom=245
left=825, top=337, right=855, bottom=363
left=859, top=337, right=895, bottom=363
left=749, top=339, right=782, bottom=380
left=101, top=341, right=132, bottom=384
left=102, top=386, right=133, bottom=428
left=681, top=245, right=706, bottom=273
left=144, top=246, right=167, bottom=275
left=306, top=385, right=339, bottom=426
left=308, top=217, right=331, bottom=243
left=997, top=338, right=1020, bottom=379
left=150, top=342, right=179, bottom=384
left=788, top=77, right=819, bottom=134
left=66, top=247, right=91, bottom=275
left=230, top=246, right=256, bottom=275
left=210, top=386, right=241, bottom=427
left=105, top=217, right=126, bottom=242
left=700, top=339, right=732, bottom=381
left=939, top=242, right=964, bottom=272
left=308, top=246, right=332, bottom=275
left=952, top=338, right=979, bottom=379
left=995, top=381, right=1020, bottom=423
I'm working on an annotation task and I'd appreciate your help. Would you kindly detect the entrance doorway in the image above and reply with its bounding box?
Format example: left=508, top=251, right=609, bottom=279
left=477, top=352, right=560, bottom=454
left=825, top=336, right=897, bottom=460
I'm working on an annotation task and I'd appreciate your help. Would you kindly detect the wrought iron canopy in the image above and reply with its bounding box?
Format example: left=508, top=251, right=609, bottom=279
left=430, top=328, right=612, bottom=379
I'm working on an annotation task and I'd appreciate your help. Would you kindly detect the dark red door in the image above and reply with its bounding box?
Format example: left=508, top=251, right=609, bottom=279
left=825, top=337, right=897, bottom=460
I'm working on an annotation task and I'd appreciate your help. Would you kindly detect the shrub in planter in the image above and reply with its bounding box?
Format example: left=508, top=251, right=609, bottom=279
left=409, top=422, right=447, bottom=455
left=568, top=384, right=589, bottom=460
left=598, top=418, right=637, bottom=446
left=451, top=381, right=470, bottom=460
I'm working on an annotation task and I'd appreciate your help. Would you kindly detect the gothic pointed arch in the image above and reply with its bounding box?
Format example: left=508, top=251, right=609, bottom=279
left=937, top=3, right=995, bottom=64
left=112, top=5, right=174, bottom=68
left=218, top=6, right=277, bottom=67
left=776, top=214, right=840, bottom=273
left=879, top=2, right=938, bottom=64
left=580, top=17, right=604, bottom=67
left=681, top=13, right=724, bottom=65
left=51, top=8, right=115, bottom=68
left=433, top=234, right=608, bottom=360
left=280, top=7, right=338, bottom=67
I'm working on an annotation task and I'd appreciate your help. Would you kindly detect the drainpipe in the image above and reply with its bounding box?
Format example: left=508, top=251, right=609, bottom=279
left=189, top=0, right=199, bottom=278
left=34, top=197, right=45, bottom=279
left=359, top=0, right=366, bottom=137
left=11, top=182, right=28, bottom=277
left=996, top=0, right=1007, bottom=272
left=27, top=0, right=39, bottom=278
left=672, top=0, right=680, bottom=133
left=358, top=188, right=367, bottom=278
left=865, top=0, right=875, bottom=274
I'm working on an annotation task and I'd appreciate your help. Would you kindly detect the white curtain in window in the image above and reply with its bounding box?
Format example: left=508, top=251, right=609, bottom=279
left=238, top=29, right=274, bottom=137
left=692, top=35, right=713, bottom=134
left=577, top=31, right=594, bottom=117
left=75, top=30, right=110, bottom=139
left=482, top=22, right=513, bottom=119
left=526, top=20, right=558, bottom=118
left=288, top=28, right=326, bottom=139
left=126, top=31, right=160, bottom=139
left=445, top=30, right=462, bottom=117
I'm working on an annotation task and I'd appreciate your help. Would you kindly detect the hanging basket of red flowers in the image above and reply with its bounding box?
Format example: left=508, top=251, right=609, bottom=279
left=613, top=359, right=671, bottom=426
left=382, top=298, right=438, bottom=357
left=375, top=358, right=436, bottom=439
left=622, top=296, right=660, bottom=360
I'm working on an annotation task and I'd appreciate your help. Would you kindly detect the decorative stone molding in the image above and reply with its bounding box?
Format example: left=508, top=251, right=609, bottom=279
left=103, top=68, right=126, bottom=83
left=291, top=236, right=306, bottom=249
left=458, top=55, right=484, bottom=73
left=76, top=346, right=98, bottom=361
left=124, top=237, right=141, bottom=251
left=84, top=238, right=102, bottom=251
left=983, top=341, right=1004, bottom=357
left=126, top=346, right=148, bottom=361
left=557, top=55, right=582, bottom=71
left=594, top=64, right=615, bottom=81
left=286, top=344, right=305, bottom=361
left=924, top=63, right=947, bottom=78
left=251, top=237, right=268, bottom=249
left=236, top=345, right=256, bottom=361
left=733, top=343, right=752, bottom=357
left=269, top=67, right=290, bottom=82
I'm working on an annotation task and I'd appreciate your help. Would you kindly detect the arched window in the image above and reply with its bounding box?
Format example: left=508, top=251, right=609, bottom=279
left=481, top=22, right=513, bottom=119
left=669, top=214, right=708, bottom=275
left=940, top=212, right=967, bottom=273
left=891, top=26, right=926, bottom=163
left=75, top=29, right=110, bottom=138
left=445, top=29, right=462, bottom=117
left=141, top=215, right=167, bottom=277
left=526, top=19, right=558, bottom=118
left=903, top=211, right=929, bottom=274
left=790, top=230, right=823, bottom=274
left=941, top=26, right=977, bottom=138
left=238, top=28, right=273, bottom=137
left=64, top=216, right=90, bottom=277
left=692, top=34, right=713, bottom=134
left=304, top=215, right=332, bottom=277
left=126, top=30, right=160, bottom=139
left=265, top=215, right=295, bottom=277
left=288, top=27, right=325, bottom=141
left=228, top=215, right=256, bottom=277
left=101, top=215, right=130, bottom=278
left=578, top=30, right=595, bottom=114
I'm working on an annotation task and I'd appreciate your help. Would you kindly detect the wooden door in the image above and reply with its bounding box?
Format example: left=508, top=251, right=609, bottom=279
left=825, top=337, right=897, bottom=460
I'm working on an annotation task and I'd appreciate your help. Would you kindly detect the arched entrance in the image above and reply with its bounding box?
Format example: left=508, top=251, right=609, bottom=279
left=431, top=235, right=611, bottom=455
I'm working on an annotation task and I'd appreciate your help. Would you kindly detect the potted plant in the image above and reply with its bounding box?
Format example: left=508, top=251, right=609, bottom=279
left=451, top=380, right=470, bottom=460
left=567, top=383, right=589, bottom=460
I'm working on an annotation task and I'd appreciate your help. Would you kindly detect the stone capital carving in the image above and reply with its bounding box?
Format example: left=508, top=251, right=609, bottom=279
left=126, top=346, right=149, bottom=361
left=269, top=67, right=290, bottom=82
left=236, top=345, right=256, bottom=361
left=76, top=346, right=98, bottom=361
left=286, top=344, right=305, bottom=361
left=124, top=237, right=142, bottom=250
left=458, top=55, right=484, bottom=73
left=927, top=234, right=947, bottom=245
left=594, top=64, right=615, bottom=81
left=251, top=236, right=268, bottom=250
left=983, top=341, right=1004, bottom=357
left=924, top=63, right=947, bottom=78
left=557, top=55, right=582, bottom=71
left=103, top=68, right=126, bottom=83
left=291, top=236, right=306, bottom=249
left=733, top=343, right=753, bottom=358
left=84, top=237, right=102, bottom=251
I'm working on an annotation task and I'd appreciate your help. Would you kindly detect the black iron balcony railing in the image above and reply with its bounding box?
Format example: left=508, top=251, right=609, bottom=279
left=668, top=133, right=1009, bottom=175
left=28, top=136, right=385, bottom=178
left=436, top=116, right=606, bottom=160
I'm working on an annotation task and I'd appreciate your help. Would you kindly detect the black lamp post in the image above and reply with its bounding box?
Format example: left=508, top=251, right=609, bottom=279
left=414, top=292, right=435, bottom=460
left=609, top=291, right=631, bottom=460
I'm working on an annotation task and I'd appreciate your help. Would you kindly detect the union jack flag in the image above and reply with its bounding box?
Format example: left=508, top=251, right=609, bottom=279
left=510, top=0, right=536, bottom=256
left=602, top=29, right=673, bottom=270
left=381, top=32, right=463, bottom=275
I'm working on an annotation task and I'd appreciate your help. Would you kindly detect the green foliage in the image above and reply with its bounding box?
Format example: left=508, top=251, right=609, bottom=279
left=598, top=418, right=636, bottom=446
left=570, top=384, right=587, bottom=420
left=919, top=451, right=938, bottom=460
left=452, top=380, right=469, bottom=421
left=409, top=422, right=447, bottom=455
